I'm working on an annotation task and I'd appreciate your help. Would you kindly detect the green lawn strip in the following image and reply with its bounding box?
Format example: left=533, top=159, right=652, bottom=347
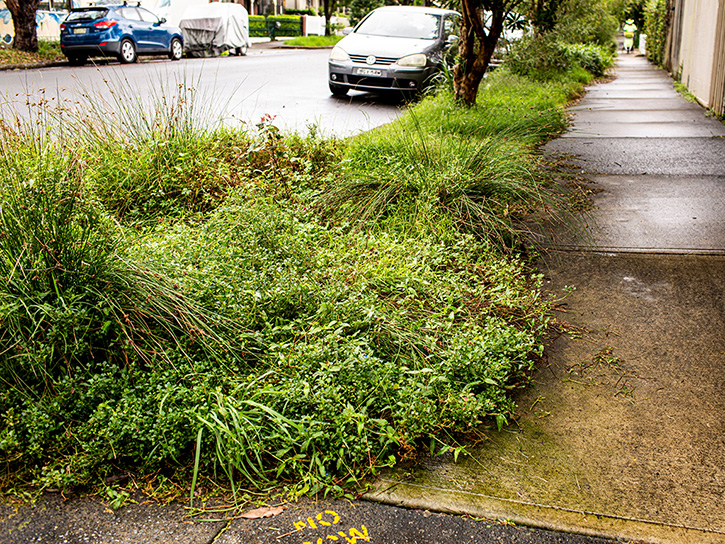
left=284, top=35, right=343, bottom=47
left=0, top=64, right=589, bottom=503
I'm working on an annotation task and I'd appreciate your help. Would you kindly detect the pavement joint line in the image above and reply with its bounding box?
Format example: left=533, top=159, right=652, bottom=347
left=541, top=246, right=725, bottom=256
left=371, top=479, right=725, bottom=536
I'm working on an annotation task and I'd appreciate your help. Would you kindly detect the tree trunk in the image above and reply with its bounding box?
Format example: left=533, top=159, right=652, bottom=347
left=453, top=0, right=506, bottom=106
left=7, top=0, right=41, bottom=53
left=323, top=0, right=335, bottom=36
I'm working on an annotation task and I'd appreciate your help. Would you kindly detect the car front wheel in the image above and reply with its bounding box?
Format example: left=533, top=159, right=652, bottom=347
left=169, top=38, right=183, bottom=60
left=118, top=39, right=137, bottom=64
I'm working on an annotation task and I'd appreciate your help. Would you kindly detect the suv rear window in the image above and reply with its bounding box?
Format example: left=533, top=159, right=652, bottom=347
left=66, top=9, right=109, bottom=22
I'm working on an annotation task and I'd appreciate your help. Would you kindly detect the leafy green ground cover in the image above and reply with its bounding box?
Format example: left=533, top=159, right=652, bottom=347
left=0, top=56, right=603, bottom=505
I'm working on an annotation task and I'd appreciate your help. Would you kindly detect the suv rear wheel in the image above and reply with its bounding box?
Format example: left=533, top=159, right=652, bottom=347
left=169, top=38, right=183, bottom=60
left=118, top=38, right=137, bottom=64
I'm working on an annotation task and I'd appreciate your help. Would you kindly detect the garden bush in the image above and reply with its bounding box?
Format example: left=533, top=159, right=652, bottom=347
left=506, top=35, right=613, bottom=81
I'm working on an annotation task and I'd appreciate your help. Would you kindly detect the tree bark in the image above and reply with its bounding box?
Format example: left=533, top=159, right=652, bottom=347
left=323, top=0, right=335, bottom=36
left=6, top=0, right=41, bottom=53
left=453, top=0, right=507, bottom=106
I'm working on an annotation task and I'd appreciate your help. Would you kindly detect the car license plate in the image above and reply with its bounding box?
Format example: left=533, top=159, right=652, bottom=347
left=73, top=28, right=87, bottom=34
left=356, top=68, right=382, bottom=77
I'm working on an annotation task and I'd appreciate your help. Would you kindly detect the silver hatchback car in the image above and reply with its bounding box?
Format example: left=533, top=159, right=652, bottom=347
left=328, top=6, right=460, bottom=96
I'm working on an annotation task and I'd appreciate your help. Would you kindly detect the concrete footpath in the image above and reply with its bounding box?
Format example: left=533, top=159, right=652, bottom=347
left=2, top=55, right=724, bottom=544
left=367, top=55, right=725, bottom=543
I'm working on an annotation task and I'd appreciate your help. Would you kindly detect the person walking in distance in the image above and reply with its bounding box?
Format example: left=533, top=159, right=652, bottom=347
left=623, top=19, right=637, bottom=53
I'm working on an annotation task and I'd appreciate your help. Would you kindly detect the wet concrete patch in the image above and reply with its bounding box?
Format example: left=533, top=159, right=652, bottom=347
left=369, top=252, right=725, bottom=544
left=544, top=138, right=725, bottom=176
left=548, top=174, right=725, bottom=253
left=563, top=122, right=721, bottom=138
left=568, top=110, right=711, bottom=124
left=568, top=99, right=706, bottom=112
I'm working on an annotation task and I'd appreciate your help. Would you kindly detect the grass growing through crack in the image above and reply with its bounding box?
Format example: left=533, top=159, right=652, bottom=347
left=0, top=64, right=589, bottom=505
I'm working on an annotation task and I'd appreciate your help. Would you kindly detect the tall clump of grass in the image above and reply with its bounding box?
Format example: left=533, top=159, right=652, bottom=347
left=0, top=108, right=234, bottom=397
left=57, top=71, right=245, bottom=223
left=317, top=68, right=579, bottom=249
left=318, top=113, right=552, bottom=249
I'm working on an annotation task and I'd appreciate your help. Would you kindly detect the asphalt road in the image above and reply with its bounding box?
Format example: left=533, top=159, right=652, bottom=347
left=0, top=46, right=403, bottom=136
left=0, top=493, right=619, bottom=544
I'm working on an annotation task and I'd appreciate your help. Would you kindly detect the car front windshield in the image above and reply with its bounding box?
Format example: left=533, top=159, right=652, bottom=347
left=66, top=9, right=108, bottom=22
left=355, top=11, right=441, bottom=40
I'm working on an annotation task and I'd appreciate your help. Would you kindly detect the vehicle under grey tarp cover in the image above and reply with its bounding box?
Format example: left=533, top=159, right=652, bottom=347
left=179, top=3, right=249, bottom=57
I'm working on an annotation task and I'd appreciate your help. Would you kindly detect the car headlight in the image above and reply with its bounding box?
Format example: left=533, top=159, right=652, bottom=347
left=329, top=45, right=350, bottom=62
left=397, top=53, right=427, bottom=67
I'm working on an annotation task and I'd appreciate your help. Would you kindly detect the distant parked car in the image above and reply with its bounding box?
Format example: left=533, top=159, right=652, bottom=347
left=60, top=4, right=184, bottom=66
left=328, top=6, right=459, bottom=96
left=179, top=2, right=250, bottom=57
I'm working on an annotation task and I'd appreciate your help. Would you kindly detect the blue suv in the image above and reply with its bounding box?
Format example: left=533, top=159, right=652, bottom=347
left=60, top=3, right=184, bottom=66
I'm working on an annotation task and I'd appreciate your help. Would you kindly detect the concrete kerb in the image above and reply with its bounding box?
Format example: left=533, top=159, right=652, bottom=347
left=364, top=480, right=725, bottom=544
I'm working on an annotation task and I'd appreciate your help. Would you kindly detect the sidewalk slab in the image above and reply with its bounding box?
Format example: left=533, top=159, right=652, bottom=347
left=546, top=138, right=725, bottom=175
left=550, top=174, right=725, bottom=254
left=568, top=98, right=706, bottom=111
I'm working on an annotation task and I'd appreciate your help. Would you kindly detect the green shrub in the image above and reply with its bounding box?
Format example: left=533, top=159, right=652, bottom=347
left=644, top=0, right=667, bottom=66
left=267, top=15, right=303, bottom=37
left=506, top=34, right=571, bottom=81
left=249, top=15, right=266, bottom=37
left=137, top=196, right=550, bottom=487
left=561, top=42, right=614, bottom=77
left=551, top=0, right=618, bottom=48
left=506, top=35, right=612, bottom=80
left=248, top=15, right=303, bottom=37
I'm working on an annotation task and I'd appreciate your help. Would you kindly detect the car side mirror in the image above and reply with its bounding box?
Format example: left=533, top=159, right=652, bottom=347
left=160, top=17, right=166, bottom=23
left=342, top=27, right=352, bottom=36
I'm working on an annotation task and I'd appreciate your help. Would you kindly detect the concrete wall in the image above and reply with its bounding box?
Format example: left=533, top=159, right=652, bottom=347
left=668, top=0, right=725, bottom=115
left=677, top=0, right=718, bottom=104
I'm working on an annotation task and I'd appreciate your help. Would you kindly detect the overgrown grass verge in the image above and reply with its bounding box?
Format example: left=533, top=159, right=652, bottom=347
left=0, top=63, right=590, bottom=506
left=0, top=41, right=64, bottom=66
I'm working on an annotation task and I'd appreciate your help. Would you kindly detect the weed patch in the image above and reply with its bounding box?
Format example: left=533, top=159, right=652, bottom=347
left=0, top=58, right=595, bottom=503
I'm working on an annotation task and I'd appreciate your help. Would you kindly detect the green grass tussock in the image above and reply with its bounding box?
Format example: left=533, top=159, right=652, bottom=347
left=319, top=69, right=578, bottom=248
left=0, top=146, right=234, bottom=395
